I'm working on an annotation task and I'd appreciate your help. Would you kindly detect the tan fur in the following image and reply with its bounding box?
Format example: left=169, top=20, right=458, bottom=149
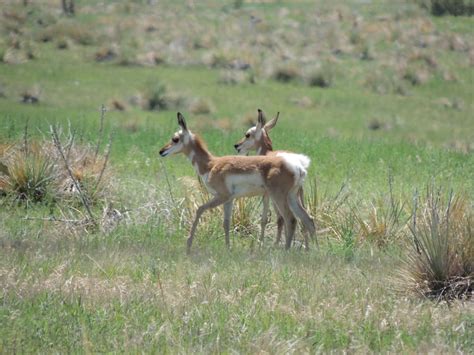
left=160, top=113, right=306, bottom=253
left=234, top=109, right=315, bottom=249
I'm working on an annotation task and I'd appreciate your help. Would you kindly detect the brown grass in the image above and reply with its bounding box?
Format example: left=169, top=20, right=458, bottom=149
left=189, top=97, right=214, bottom=115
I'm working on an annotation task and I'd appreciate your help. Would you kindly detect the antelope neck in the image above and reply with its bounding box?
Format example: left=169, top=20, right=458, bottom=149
left=257, top=132, right=273, bottom=156
left=186, top=136, right=212, bottom=176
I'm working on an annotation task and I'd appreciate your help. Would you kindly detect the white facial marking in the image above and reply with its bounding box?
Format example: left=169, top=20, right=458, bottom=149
left=238, top=127, right=258, bottom=155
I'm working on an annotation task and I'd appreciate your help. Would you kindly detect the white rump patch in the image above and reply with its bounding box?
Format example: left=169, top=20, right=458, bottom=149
left=225, top=173, right=265, bottom=198
left=276, top=152, right=311, bottom=187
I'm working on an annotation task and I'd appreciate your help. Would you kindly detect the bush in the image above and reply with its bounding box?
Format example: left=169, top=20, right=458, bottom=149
left=1, top=143, right=55, bottom=202
left=141, top=81, right=188, bottom=111
left=143, top=81, right=167, bottom=110
left=400, top=187, right=473, bottom=301
left=418, top=0, right=474, bottom=16
left=36, top=21, right=96, bottom=46
left=272, top=64, right=301, bottom=83
left=189, top=98, right=214, bottom=115
left=0, top=122, right=114, bottom=206
left=305, top=63, right=336, bottom=88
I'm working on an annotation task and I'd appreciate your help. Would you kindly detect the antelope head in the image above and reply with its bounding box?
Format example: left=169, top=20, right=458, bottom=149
left=234, top=109, right=279, bottom=155
left=159, top=112, right=192, bottom=157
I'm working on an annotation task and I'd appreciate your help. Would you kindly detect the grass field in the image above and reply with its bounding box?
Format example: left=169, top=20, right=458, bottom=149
left=0, top=0, right=473, bottom=352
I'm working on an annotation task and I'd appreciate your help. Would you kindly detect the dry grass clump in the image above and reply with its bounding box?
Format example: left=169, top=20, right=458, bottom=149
left=364, top=69, right=409, bottom=96
left=290, top=96, right=313, bottom=108
left=357, top=195, right=408, bottom=248
left=203, top=49, right=238, bottom=69
left=399, top=188, right=473, bottom=301
left=55, top=36, right=70, bottom=50
left=307, top=180, right=354, bottom=242
left=108, top=98, right=127, bottom=112
left=189, top=97, right=214, bottom=115
left=308, top=178, right=412, bottom=250
left=1, top=7, right=27, bottom=35
left=218, top=70, right=249, bottom=85
left=305, top=65, right=335, bottom=88
left=94, top=45, right=118, bottom=62
left=0, top=142, right=54, bottom=202
left=2, top=36, right=37, bottom=64
left=0, top=137, right=112, bottom=205
left=403, top=65, right=431, bottom=86
left=20, top=85, right=41, bottom=104
left=135, top=51, right=165, bottom=66
left=57, top=142, right=112, bottom=204
left=272, top=64, right=301, bottom=83
left=232, top=197, right=261, bottom=239
left=0, top=110, right=113, bottom=209
left=36, top=21, right=96, bottom=46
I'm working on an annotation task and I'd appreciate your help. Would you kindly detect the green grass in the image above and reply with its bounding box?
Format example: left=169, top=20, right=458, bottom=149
left=0, top=0, right=473, bottom=352
left=1, top=224, right=472, bottom=353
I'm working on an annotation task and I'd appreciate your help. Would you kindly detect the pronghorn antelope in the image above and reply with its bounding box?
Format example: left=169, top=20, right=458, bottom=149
left=234, top=109, right=312, bottom=248
left=159, top=112, right=315, bottom=253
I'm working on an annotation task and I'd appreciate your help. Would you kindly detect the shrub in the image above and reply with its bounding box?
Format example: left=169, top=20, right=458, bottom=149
left=20, top=85, right=41, bottom=104
left=400, top=187, right=473, bottom=301
left=141, top=81, right=188, bottom=111
left=55, top=36, right=70, bottom=50
left=417, top=0, right=474, bottom=16
left=272, top=64, right=301, bottom=83
left=218, top=70, right=248, bottom=85
left=203, top=50, right=235, bottom=69
left=403, top=65, right=430, bottom=86
left=305, top=64, right=336, bottom=88
left=94, top=46, right=117, bottom=62
left=143, top=81, right=167, bottom=110
left=189, top=98, right=214, bottom=115
left=1, top=143, right=55, bottom=202
left=36, top=21, right=96, bottom=46
left=0, top=118, right=114, bottom=207
left=364, top=69, right=409, bottom=95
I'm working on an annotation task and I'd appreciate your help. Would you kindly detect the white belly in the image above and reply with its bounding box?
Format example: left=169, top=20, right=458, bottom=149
left=225, top=173, right=266, bottom=198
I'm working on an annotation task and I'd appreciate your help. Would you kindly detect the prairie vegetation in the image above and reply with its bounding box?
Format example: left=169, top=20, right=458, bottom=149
left=0, top=0, right=473, bottom=352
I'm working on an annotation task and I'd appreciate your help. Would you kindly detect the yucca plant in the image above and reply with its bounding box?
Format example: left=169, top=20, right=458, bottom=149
left=4, top=145, right=55, bottom=202
left=400, top=187, right=473, bottom=301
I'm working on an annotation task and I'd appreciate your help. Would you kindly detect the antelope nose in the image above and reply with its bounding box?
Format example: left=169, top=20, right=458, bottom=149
left=234, top=144, right=239, bottom=149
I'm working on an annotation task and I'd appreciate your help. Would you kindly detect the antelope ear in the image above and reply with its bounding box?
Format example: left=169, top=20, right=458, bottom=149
left=177, top=112, right=188, bottom=132
left=256, top=108, right=266, bottom=130
left=264, top=112, right=279, bottom=131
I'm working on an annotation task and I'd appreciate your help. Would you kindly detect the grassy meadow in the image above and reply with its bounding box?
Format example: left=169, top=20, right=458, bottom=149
left=0, top=0, right=473, bottom=352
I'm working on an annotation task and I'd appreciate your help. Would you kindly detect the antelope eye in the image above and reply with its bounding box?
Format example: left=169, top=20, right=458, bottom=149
left=245, top=133, right=250, bottom=138
left=172, top=137, right=179, bottom=143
